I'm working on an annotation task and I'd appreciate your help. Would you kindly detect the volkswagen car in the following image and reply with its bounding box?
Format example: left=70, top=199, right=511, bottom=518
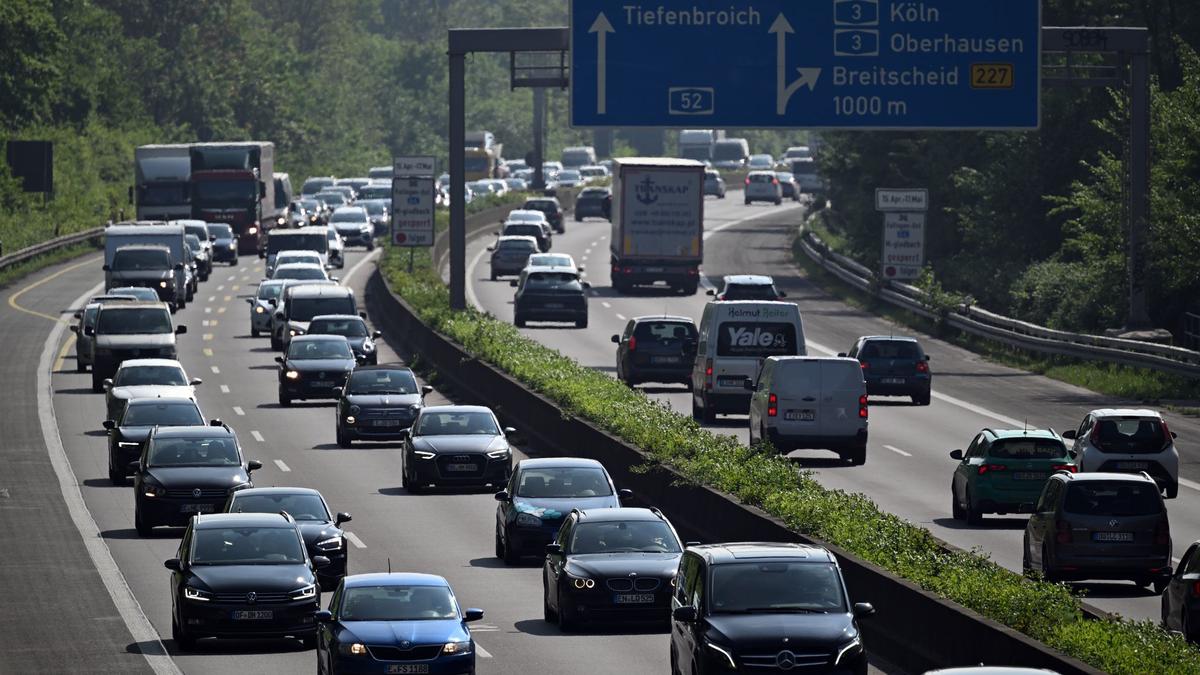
left=225, top=487, right=352, bottom=590
left=335, top=365, right=432, bottom=448
left=401, top=406, right=515, bottom=492
left=276, top=335, right=357, bottom=406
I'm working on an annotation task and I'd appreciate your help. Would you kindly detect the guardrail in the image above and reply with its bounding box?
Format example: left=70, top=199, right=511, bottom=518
left=0, top=227, right=104, bottom=273
left=798, top=228, right=1200, bottom=380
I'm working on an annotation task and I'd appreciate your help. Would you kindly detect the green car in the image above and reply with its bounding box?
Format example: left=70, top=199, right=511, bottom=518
left=950, top=428, right=1075, bottom=524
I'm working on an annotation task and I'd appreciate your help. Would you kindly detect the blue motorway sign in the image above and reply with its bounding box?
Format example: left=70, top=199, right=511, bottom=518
left=570, top=0, right=1041, bottom=129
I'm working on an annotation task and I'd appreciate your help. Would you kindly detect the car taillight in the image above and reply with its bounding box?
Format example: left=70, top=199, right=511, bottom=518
left=858, top=394, right=868, bottom=419
left=745, top=177, right=751, bottom=185
left=978, top=464, right=1007, bottom=476
left=768, top=393, right=777, bottom=417
left=623, top=267, right=633, bottom=274
left=916, top=360, right=928, bottom=373
left=860, top=361, right=869, bottom=370
left=628, top=336, right=637, bottom=352
left=1052, top=464, right=1077, bottom=473
left=1055, top=520, right=1073, bottom=544
left=1155, top=520, right=1170, bottom=546
left=1160, top=420, right=1173, bottom=450
left=772, top=178, right=779, bottom=185
left=704, top=359, right=713, bottom=391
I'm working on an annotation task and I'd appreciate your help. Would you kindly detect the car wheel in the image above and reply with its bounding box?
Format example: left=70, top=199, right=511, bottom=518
left=951, top=485, right=965, bottom=520
left=501, top=530, right=520, bottom=566
left=135, top=507, right=152, bottom=537
left=172, top=612, right=195, bottom=651
left=964, top=488, right=983, bottom=525
left=495, top=529, right=505, bottom=559
left=1021, top=540, right=1033, bottom=577
left=913, top=390, right=932, bottom=406
left=366, top=242, right=375, bottom=251
left=744, top=198, right=751, bottom=205
left=251, top=328, right=260, bottom=338
left=108, top=459, right=127, bottom=486
left=556, top=599, right=575, bottom=632
left=299, top=634, right=317, bottom=649
left=1167, top=482, right=1179, bottom=499
left=575, top=317, right=588, bottom=329
left=1186, top=609, right=1199, bottom=643
left=490, top=270, right=497, bottom=281
left=719, top=191, right=726, bottom=199
left=336, top=426, right=351, bottom=449
left=575, top=215, right=583, bottom=222
left=91, top=372, right=104, bottom=393
left=1154, top=577, right=1170, bottom=595
left=1041, top=545, right=1058, bottom=583
left=279, top=390, right=291, bottom=407
left=514, top=315, right=526, bottom=328
left=846, top=445, right=867, bottom=466
left=270, top=333, right=282, bottom=351
left=543, top=576, right=557, bottom=622
left=231, top=256, right=238, bottom=266
left=775, top=198, right=782, bottom=206
left=76, top=357, right=87, bottom=373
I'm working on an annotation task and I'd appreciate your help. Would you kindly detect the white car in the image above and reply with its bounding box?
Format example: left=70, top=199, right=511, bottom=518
left=325, top=226, right=345, bottom=268
left=267, top=250, right=325, bottom=279
left=744, top=171, right=783, bottom=205
left=103, top=358, right=200, bottom=423
left=526, top=253, right=582, bottom=276
left=272, top=262, right=331, bottom=283
left=330, top=205, right=375, bottom=249
left=1062, top=408, right=1180, bottom=498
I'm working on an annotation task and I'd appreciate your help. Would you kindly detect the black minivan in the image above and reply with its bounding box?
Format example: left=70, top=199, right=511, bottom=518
left=612, top=316, right=697, bottom=387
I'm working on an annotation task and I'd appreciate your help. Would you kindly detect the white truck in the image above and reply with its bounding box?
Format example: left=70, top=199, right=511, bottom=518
left=103, top=222, right=189, bottom=310
left=133, top=145, right=192, bottom=221
left=609, top=158, right=706, bottom=295
left=677, top=130, right=724, bottom=162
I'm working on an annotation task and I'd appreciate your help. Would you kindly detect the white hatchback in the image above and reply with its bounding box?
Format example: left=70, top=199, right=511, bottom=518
left=1062, top=408, right=1180, bottom=498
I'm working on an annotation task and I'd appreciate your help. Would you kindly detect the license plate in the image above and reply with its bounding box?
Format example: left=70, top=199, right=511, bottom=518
left=446, top=464, right=478, bottom=472
left=544, top=303, right=564, bottom=309
left=880, top=377, right=906, bottom=384
left=651, top=356, right=680, bottom=364
left=180, top=504, right=216, bottom=513
left=785, top=410, right=816, bottom=421
left=1013, top=472, right=1045, bottom=481
left=232, top=610, right=274, bottom=620
left=369, top=419, right=401, bottom=427
left=387, top=666, right=430, bottom=675
left=311, top=380, right=334, bottom=388
left=643, top=267, right=665, bottom=273
left=717, top=377, right=744, bottom=388
left=613, top=593, right=655, bottom=604
left=1115, top=462, right=1149, bottom=470
left=1092, top=531, right=1134, bottom=542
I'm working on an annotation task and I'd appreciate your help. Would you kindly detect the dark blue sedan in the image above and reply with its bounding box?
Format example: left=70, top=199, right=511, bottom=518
left=316, top=573, right=483, bottom=675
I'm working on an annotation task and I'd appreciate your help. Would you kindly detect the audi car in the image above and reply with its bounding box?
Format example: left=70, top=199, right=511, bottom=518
left=307, top=314, right=380, bottom=365
left=401, top=406, right=515, bottom=492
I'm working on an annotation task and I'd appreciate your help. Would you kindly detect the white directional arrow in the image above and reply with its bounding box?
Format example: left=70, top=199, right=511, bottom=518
left=590, top=12, right=615, bottom=115
left=770, top=13, right=821, bottom=115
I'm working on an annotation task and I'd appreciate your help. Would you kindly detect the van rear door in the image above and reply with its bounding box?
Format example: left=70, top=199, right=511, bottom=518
left=819, top=360, right=867, bottom=439
left=772, top=359, right=822, bottom=435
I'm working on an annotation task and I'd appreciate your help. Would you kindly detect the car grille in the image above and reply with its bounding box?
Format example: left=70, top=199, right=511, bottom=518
left=436, top=453, right=486, bottom=478
left=605, top=577, right=661, bottom=592
left=741, top=651, right=832, bottom=669
left=363, top=407, right=415, bottom=419
left=165, top=488, right=228, bottom=499
left=367, top=645, right=442, bottom=661
left=213, top=591, right=292, bottom=604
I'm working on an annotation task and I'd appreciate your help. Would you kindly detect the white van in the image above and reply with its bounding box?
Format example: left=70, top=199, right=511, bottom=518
left=747, top=357, right=869, bottom=465
left=690, top=301, right=805, bottom=422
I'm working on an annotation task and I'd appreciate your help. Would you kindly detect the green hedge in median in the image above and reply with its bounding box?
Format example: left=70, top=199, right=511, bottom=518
left=380, top=244, right=1200, bottom=675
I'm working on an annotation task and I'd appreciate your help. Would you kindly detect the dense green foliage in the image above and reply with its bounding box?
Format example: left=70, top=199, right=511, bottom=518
left=381, top=241, right=1200, bottom=674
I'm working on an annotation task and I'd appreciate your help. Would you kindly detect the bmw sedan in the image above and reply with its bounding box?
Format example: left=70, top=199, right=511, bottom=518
left=401, top=406, right=515, bottom=492
left=105, top=397, right=209, bottom=485
left=316, top=573, right=483, bottom=675
left=276, top=335, right=357, bottom=406
left=335, top=365, right=432, bottom=448
left=226, top=487, right=352, bottom=590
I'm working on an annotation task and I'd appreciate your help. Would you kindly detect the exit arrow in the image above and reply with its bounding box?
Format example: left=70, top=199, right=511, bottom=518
left=590, top=12, right=615, bottom=115
left=769, top=13, right=821, bottom=115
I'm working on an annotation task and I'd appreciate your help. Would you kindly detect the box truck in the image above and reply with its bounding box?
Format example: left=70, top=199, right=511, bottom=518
left=609, top=158, right=705, bottom=295
left=133, top=145, right=191, bottom=221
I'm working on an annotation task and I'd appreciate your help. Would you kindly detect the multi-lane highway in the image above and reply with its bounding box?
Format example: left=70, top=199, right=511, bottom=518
left=462, top=191, right=1200, bottom=623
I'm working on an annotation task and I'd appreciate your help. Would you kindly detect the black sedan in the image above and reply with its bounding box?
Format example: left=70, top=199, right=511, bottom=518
left=225, top=487, right=352, bottom=590
left=306, top=314, right=380, bottom=365
left=208, top=223, right=238, bottom=265
left=334, top=365, right=432, bottom=448
left=612, top=316, right=697, bottom=387
left=276, top=334, right=357, bottom=406
left=574, top=187, right=610, bottom=221
left=401, top=405, right=515, bottom=492
left=131, top=424, right=261, bottom=536
left=512, top=270, right=590, bottom=328
left=105, top=397, right=208, bottom=485
left=544, top=507, right=683, bottom=630
left=165, top=512, right=327, bottom=649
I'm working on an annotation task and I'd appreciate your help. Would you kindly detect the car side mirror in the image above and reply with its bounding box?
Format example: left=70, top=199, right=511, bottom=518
left=84, top=326, right=96, bottom=336
left=582, top=281, right=592, bottom=289
left=1172, top=431, right=1178, bottom=439
left=275, top=356, right=284, bottom=364
left=1068, top=449, right=1078, bottom=459
left=335, top=512, right=352, bottom=525
left=73, top=311, right=82, bottom=319
left=209, top=235, right=217, bottom=242
left=463, top=608, right=484, bottom=623
left=486, top=246, right=495, bottom=252
left=421, top=385, right=434, bottom=396
left=102, top=420, right=115, bottom=430
left=268, top=298, right=278, bottom=307
left=706, top=289, right=716, bottom=296
left=312, top=555, right=331, bottom=569
left=259, top=251, right=266, bottom=259
left=70, top=324, right=80, bottom=333
left=190, top=378, right=202, bottom=386
left=949, top=449, right=964, bottom=460
left=852, top=602, right=876, bottom=618
left=397, top=429, right=409, bottom=439
left=611, top=335, right=620, bottom=344
left=545, top=543, right=562, bottom=555
left=778, top=292, right=787, bottom=298
left=578, top=265, right=585, bottom=272
left=102, top=378, right=114, bottom=390
left=127, top=461, right=140, bottom=474
left=673, top=606, right=697, bottom=622
left=509, top=280, right=518, bottom=288
left=494, top=490, right=509, bottom=502
left=164, top=558, right=182, bottom=572
left=618, top=488, right=633, bottom=501
left=837, top=352, right=847, bottom=358
left=314, top=609, right=332, bottom=623
left=372, top=330, right=382, bottom=339
left=175, top=325, right=187, bottom=335
left=209, top=418, right=223, bottom=427
left=333, top=386, right=343, bottom=398
left=358, top=312, right=367, bottom=320
left=925, top=354, right=932, bottom=360
left=247, top=460, right=263, bottom=471
left=246, top=298, right=254, bottom=305
left=1060, top=430, right=1077, bottom=440
left=503, top=427, right=517, bottom=436
left=330, top=277, right=340, bottom=282
left=743, top=380, right=756, bottom=391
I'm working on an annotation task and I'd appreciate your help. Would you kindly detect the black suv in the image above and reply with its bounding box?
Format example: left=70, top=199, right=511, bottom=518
left=612, top=316, right=697, bottom=387
left=523, top=197, right=565, bottom=233
left=512, top=269, right=590, bottom=328
left=842, top=335, right=932, bottom=406
left=670, top=543, right=874, bottom=675
left=165, top=512, right=327, bottom=649
left=334, top=365, right=432, bottom=447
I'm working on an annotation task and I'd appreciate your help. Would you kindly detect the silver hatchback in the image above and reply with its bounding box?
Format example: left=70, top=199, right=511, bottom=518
left=743, top=171, right=782, bottom=205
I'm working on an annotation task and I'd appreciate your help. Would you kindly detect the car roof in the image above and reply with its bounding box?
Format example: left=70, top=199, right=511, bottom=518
left=633, top=315, right=694, bottom=324
left=421, top=405, right=493, bottom=414
left=525, top=198, right=561, bottom=206
left=126, top=396, right=198, bottom=406
left=722, top=275, right=774, bottom=285
left=277, top=250, right=322, bottom=257
left=517, top=457, right=606, bottom=470
left=860, top=335, right=920, bottom=343
left=98, top=302, right=169, bottom=311
left=275, top=263, right=325, bottom=271
left=497, top=235, right=538, bottom=245
left=232, top=486, right=322, bottom=498
left=576, top=507, right=664, bottom=522
left=507, top=209, right=547, bottom=218
left=343, top=572, right=449, bottom=588
left=310, top=314, right=364, bottom=322
left=747, top=170, right=777, bottom=176
left=333, top=206, right=367, bottom=214
left=688, top=542, right=835, bottom=564
left=117, top=358, right=183, bottom=368
left=1050, top=471, right=1159, bottom=485
left=194, top=512, right=294, bottom=529
left=151, top=425, right=235, bottom=439
left=524, top=265, right=578, bottom=275
left=351, top=364, right=414, bottom=374
left=1087, top=408, right=1164, bottom=419
left=270, top=229, right=325, bottom=237
left=288, top=285, right=351, bottom=298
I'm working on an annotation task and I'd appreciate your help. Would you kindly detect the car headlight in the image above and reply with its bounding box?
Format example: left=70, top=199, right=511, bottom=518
left=142, top=484, right=165, bottom=498
left=442, top=641, right=472, bottom=655
left=362, top=342, right=375, bottom=352
left=276, top=217, right=286, bottom=226
left=255, top=305, right=265, bottom=314
left=184, top=586, right=213, bottom=602
left=247, top=226, right=258, bottom=235
left=289, top=329, right=304, bottom=337
left=414, top=450, right=436, bottom=460
left=834, top=637, right=862, bottom=665
left=290, top=583, right=317, bottom=600
left=569, top=574, right=596, bottom=590
left=227, top=242, right=236, bottom=249
left=487, top=448, right=510, bottom=459
left=117, top=441, right=140, bottom=448
left=345, top=415, right=356, bottom=425
left=286, top=370, right=300, bottom=379
left=704, top=640, right=737, bottom=669
left=515, top=513, right=541, bottom=527
left=316, top=535, right=344, bottom=551
left=340, top=642, right=368, bottom=656
left=159, top=281, right=169, bottom=288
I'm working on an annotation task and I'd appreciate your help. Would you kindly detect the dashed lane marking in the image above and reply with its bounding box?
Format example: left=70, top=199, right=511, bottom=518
left=202, top=348, right=214, bottom=357
left=217, top=285, right=225, bottom=291
left=250, top=430, right=265, bottom=443
left=476, top=644, right=493, bottom=659
left=203, top=333, right=214, bottom=341
left=273, top=460, right=291, bottom=472
left=231, top=285, right=239, bottom=292
left=217, top=307, right=226, bottom=314
left=204, top=307, right=212, bottom=314
left=345, top=532, right=367, bottom=549
left=210, top=365, right=220, bottom=374
left=207, top=296, right=216, bottom=302
left=601, top=302, right=612, bottom=309
left=223, top=295, right=231, bottom=302
left=226, top=275, right=236, bottom=281
left=616, top=313, right=627, bottom=321
left=219, top=385, right=230, bottom=394
left=232, top=406, right=245, bottom=416
left=884, top=445, right=912, bottom=458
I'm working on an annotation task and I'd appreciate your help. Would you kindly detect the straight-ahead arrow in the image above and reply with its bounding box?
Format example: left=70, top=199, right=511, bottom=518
left=769, top=13, right=794, bottom=115
left=590, top=12, right=615, bottom=115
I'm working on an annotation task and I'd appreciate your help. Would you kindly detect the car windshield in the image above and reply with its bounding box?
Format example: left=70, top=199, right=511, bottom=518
left=112, top=249, right=171, bottom=270
left=529, top=255, right=573, bottom=267
left=185, top=236, right=202, bottom=253
left=570, top=521, right=680, bottom=554
left=287, top=339, right=353, bottom=360
left=346, top=369, right=417, bottom=395
left=508, top=212, right=543, bottom=223
left=505, top=224, right=543, bottom=238
left=300, top=199, right=322, bottom=211
left=332, top=210, right=367, bottom=223
left=721, top=284, right=778, bottom=300
left=1063, top=482, right=1162, bottom=516
left=193, top=180, right=257, bottom=203
left=308, top=318, right=367, bottom=338
left=776, top=173, right=795, bottom=181
left=184, top=226, right=208, bottom=240
left=114, top=365, right=187, bottom=387
left=859, top=341, right=920, bottom=360
left=361, top=201, right=387, bottom=215
left=989, top=439, right=1068, bottom=460
left=191, top=527, right=306, bottom=565
left=712, top=143, right=745, bottom=161
left=257, top=284, right=283, bottom=300
left=415, top=411, right=498, bottom=436
left=303, top=179, right=335, bottom=194
left=97, top=308, right=173, bottom=334
left=208, top=224, right=233, bottom=238
left=122, top=402, right=203, bottom=426
left=516, top=467, right=612, bottom=498
left=149, top=437, right=241, bottom=467
left=711, top=562, right=847, bottom=614
left=1092, top=418, right=1168, bottom=454
left=524, top=201, right=556, bottom=213
left=274, top=266, right=326, bottom=281
left=340, top=585, right=457, bottom=621
left=748, top=174, right=775, bottom=183
left=315, top=192, right=346, bottom=206
left=634, top=321, right=696, bottom=342
left=580, top=189, right=607, bottom=198
left=289, top=297, right=354, bottom=322
left=109, top=288, right=161, bottom=301
left=559, top=170, right=581, bottom=181
left=526, top=272, right=580, bottom=289
left=498, top=239, right=536, bottom=252
left=276, top=254, right=320, bottom=267
left=230, top=493, right=330, bottom=521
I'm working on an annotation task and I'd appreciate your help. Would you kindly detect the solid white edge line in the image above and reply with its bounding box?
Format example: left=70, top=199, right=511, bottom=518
left=250, top=430, right=265, bottom=443
left=475, top=643, right=492, bottom=658
left=884, top=445, right=912, bottom=458
left=39, top=280, right=182, bottom=675
left=1180, top=478, right=1200, bottom=493
left=273, top=459, right=291, bottom=473
left=340, top=248, right=382, bottom=288
left=345, top=532, right=367, bottom=549
left=615, top=313, right=627, bottom=321
left=465, top=246, right=489, bottom=312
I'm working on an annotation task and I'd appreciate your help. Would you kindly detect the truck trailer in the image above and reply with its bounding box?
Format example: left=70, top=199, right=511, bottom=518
left=609, top=158, right=705, bottom=295
left=189, top=142, right=275, bottom=254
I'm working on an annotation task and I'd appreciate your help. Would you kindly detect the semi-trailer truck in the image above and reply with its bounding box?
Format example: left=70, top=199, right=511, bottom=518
left=189, top=142, right=275, bottom=253
left=132, top=145, right=192, bottom=221
left=609, top=158, right=705, bottom=295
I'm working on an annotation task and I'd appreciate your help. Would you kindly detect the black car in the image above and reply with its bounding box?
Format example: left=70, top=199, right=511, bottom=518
left=165, top=512, right=328, bottom=649
left=670, top=543, right=874, bottom=675
left=208, top=223, right=238, bottom=265
left=495, top=458, right=629, bottom=564
left=335, top=365, right=432, bottom=448
left=225, top=487, right=352, bottom=590
left=775, top=171, right=802, bottom=201
left=841, top=335, right=932, bottom=405
left=131, top=424, right=261, bottom=535
left=512, top=269, right=589, bottom=328
left=574, top=188, right=610, bottom=221
left=501, top=222, right=551, bottom=253
left=276, top=334, right=357, bottom=406
left=105, top=397, right=208, bottom=485
left=523, top=197, right=565, bottom=233
left=1162, top=539, right=1200, bottom=642
left=401, top=405, right=514, bottom=492
left=544, top=507, right=684, bottom=630
left=612, top=316, right=697, bottom=387
left=307, top=314, right=381, bottom=365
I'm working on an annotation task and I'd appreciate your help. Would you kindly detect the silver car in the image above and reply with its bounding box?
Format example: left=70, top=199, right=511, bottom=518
left=248, top=280, right=287, bottom=338
left=102, top=358, right=200, bottom=422
left=744, top=171, right=782, bottom=205
left=71, top=296, right=139, bottom=372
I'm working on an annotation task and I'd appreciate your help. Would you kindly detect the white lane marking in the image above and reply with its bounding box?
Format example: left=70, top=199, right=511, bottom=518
left=204, top=307, right=212, bottom=314
left=584, top=248, right=592, bottom=255
left=210, top=365, right=220, bottom=374
left=1180, top=478, right=1200, bottom=493
left=590, top=240, right=599, bottom=246
left=202, top=320, right=210, bottom=327
left=226, top=274, right=236, bottom=281
left=217, top=285, right=225, bottom=291
left=273, top=460, right=291, bottom=472
left=341, top=249, right=382, bottom=287
left=39, top=280, right=183, bottom=675
left=202, top=333, right=213, bottom=341
left=251, top=430, right=265, bottom=443
left=703, top=201, right=802, bottom=241
left=616, top=313, right=627, bottom=321
left=476, top=643, right=493, bottom=658
left=207, top=295, right=216, bottom=302
left=601, top=302, right=612, bottom=309
left=232, top=406, right=245, bottom=416
left=884, top=445, right=912, bottom=458
left=217, top=306, right=226, bottom=314
left=345, top=532, right=367, bottom=549
left=202, top=348, right=213, bottom=357
left=465, top=246, right=490, bottom=312
left=219, top=385, right=230, bottom=394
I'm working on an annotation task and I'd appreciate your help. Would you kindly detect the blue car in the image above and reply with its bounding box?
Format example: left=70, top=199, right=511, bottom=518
left=316, top=573, right=483, bottom=675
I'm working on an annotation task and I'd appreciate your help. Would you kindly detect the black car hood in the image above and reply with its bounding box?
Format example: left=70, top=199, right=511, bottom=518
left=345, top=393, right=421, bottom=407
left=145, top=466, right=249, bottom=489
left=411, top=435, right=507, bottom=454
left=566, top=552, right=680, bottom=579
left=705, top=612, right=857, bottom=653
left=187, top=563, right=313, bottom=593
left=286, top=358, right=355, bottom=372
left=296, top=521, right=340, bottom=548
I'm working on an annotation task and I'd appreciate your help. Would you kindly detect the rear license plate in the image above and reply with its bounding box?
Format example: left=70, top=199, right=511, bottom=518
left=232, top=610, right=274, bottom=620
left=1013, top=472, right=1045, bottom=481
left=387, top=666, right=429, bottom=674
left=717, top=377, right=745, bottom=388
left=369, top=419, right=401, bottom=427
left=180, top=504, right=216, bottom=514
left=613, top=593, right=656, bottom=604
left=785, top=410, right=816, bottom=422
left=543, top=303, right=564, bottom=309
left=1115, top=461, right=1149, bottom=470
left=643, top=267, right=665, bottom=273
left=880, top=377, right=906, bottom=384
left=311, top=380, right=334, bottom=388
left=1093, top=531, right=1134, bottom=542
left=446, top=464, right=478, bottom=472
left=650, top=356, right=680, bottom=364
